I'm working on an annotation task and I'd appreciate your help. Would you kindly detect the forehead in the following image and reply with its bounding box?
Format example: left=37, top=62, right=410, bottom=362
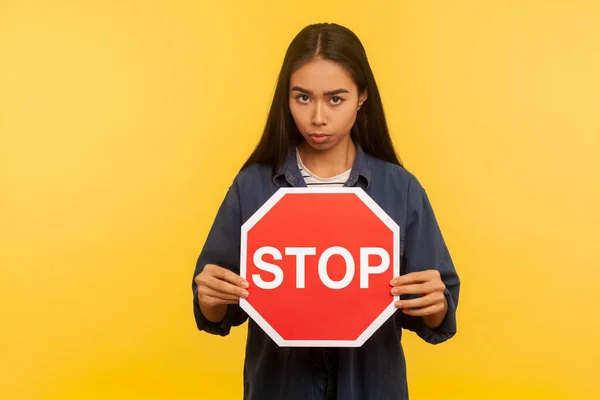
left=290, top=58, right=356, bottom=92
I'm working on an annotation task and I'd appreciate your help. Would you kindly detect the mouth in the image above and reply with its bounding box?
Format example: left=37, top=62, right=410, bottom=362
left=308, top=133, right=331, bottom=144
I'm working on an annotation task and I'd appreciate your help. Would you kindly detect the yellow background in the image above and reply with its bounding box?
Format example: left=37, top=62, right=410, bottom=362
left=1, top=1, right=599, bottom=399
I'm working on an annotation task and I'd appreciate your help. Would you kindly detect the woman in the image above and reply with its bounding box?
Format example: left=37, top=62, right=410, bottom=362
left=192, top=22, right=460, bottom=400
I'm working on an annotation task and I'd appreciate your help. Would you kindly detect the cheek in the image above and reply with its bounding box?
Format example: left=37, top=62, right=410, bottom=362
left=337, top=106, right=358, bottom=129
left=289, top=102, right=308, bottom=129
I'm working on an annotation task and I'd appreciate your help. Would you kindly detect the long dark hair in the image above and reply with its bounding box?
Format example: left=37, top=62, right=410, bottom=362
left=241, top=23, right=403, bottom=171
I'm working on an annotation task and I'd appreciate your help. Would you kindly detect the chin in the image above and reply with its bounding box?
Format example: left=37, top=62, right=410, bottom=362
left=301, top=136, right=343, bottom=152
left=305, top=142, right=333, bottom=151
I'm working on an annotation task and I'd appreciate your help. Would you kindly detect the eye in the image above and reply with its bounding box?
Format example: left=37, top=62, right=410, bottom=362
left=330, top=96, right=344, bottom=105
left=296, top=94, right=310, bottom=104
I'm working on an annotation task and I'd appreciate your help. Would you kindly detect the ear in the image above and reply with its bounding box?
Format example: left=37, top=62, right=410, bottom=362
left=357, top=89, right=368, bottom=110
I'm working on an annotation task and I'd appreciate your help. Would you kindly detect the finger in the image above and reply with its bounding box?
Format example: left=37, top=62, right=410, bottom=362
left=199, top=286, right=242, bottom=303
left=394, top=292, right=445, bottom=309
left=391, top=280, right=445, bottom=296
left=390, top=270, right=440, bottom=286
left=199, top=294, right=238, bottom=308
left=400, top=302, right=446, bottom=317
left=391, top=283, right=427, bottom=296
left=206, top=276, right=249, bottom=298
left=211, top=265, right=249, bottom=288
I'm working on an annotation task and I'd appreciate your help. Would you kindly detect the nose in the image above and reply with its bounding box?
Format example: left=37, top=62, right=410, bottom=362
left=311, top=102, right=327, bottom=126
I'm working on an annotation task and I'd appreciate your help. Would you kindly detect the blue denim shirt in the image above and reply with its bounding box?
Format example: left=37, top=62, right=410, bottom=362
left=192, top=143, right=460, bottom=400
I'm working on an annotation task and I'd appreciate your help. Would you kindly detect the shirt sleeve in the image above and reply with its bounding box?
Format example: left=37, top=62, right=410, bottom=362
left=396, top=176, right=461, bottom=344
left=192, top=177, right=248, bottom=336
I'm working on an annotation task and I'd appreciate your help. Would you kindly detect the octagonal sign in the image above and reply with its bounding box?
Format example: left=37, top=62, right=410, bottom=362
left=239, top=187, right=400, bottom=347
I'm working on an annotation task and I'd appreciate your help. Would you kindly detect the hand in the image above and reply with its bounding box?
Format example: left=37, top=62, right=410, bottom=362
left=390, top=270, right=447, bottom=318
left=195, top=264, right=249, bottom=309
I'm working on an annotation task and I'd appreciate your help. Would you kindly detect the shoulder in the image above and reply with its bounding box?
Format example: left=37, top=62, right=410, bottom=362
left=224, top=162, right=280, bottom=221
left=364, top=154, right=432, bottom=214
left=226, top=162, right=276, bottom=208
left=230, top=162, right=273, bottom=188
left=365, top=153, right=422, bottom=191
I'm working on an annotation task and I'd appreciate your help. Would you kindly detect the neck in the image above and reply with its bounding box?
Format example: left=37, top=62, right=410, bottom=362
left=298, top=136, right=356, bottom=178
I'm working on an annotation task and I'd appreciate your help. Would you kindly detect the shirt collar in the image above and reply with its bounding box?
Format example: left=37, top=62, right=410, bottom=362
left=273, top=141, right=372, bottom=189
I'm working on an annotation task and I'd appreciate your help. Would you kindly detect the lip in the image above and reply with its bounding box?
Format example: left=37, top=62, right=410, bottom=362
left=308, top=133, right=331, bottom=144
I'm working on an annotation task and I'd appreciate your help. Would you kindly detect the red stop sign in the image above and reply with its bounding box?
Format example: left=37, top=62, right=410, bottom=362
left=239, top=187, right=399, bottom=347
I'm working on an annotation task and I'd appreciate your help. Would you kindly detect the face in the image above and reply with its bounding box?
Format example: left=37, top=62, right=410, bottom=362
left=289, top=58, right=367, bottom=151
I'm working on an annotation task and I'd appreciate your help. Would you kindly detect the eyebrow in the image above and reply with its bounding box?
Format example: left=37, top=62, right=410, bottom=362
left=291, top=86, right=350, bottom=96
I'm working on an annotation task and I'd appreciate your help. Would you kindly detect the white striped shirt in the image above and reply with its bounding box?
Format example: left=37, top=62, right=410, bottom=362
left=296, top=148, right=351, bottom=187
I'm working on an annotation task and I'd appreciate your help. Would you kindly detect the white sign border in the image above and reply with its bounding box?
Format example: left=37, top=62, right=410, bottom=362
left=239, top=187, right=400, bottom=347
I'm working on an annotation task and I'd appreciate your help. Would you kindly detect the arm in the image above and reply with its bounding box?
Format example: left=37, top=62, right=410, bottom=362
left=192, top=178, right=249, bottom=336
left=394, top=177, right=460, bottom=344
left=199, top=302, right=227, bottom=323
